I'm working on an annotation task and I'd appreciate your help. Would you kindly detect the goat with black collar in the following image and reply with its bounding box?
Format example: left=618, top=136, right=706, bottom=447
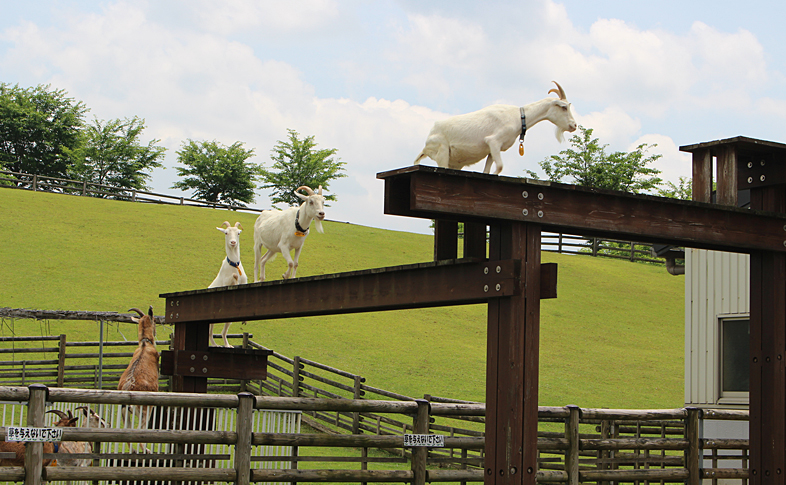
left=253, top=185, right=326, bottom=283
left=208, top=221, right=248, bottom=347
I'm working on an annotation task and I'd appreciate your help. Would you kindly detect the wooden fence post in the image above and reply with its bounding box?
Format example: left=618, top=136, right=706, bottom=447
left=240, top=333, right=250, bottom=392
left=685, top=407, right=702, bottom=485
left=57, top=335, right=66, bottom=387
left=629, top=242, right=635, bottom=262
left=25, top=384, right=47, bottom=485
left=81, top=181, right=87, bottom=196
left=235, top=392, right=254, bottom=485
left=31, top=174, right=37, bottom=192
left=565, top=405, right=580, bottom=485
left=412, top=398, right=430, bottom=485
left=292, top=356, right=301, bottom=398
left=592, top=237, right=599, bottom=256
left=352, top=375, right=363, bottom=434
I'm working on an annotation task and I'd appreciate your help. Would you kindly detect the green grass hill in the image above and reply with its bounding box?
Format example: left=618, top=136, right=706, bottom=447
left=0, top=188, right=685, bottom=409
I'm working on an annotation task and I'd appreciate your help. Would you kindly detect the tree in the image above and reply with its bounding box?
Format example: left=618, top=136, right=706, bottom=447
left=66, top=117, right=166, bottom=195
left=657, top=176, right=692, bottom=200
left=0, top=83, right=87, bottom=179
left=530, top=125, right=663, bottom=194
left=259, top=129, right=346, bottom=207
left=171, top=139, right=258, bottom=206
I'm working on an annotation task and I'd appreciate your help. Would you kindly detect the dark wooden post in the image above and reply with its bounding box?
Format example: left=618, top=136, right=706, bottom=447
left=749, top=184, right=786, bottom=485
left=170, top=320, right=209, bottom=393
left=434, top=220, right=459, bottom=260
left=692, top=149, right=713, bottom=203
left=463, top=222, right=487, bottom=259
left=685, top=407, right=702, bottom=485
left=485, top=222, right=541, bottom=485
left=716, top=146, right=738, bottom=206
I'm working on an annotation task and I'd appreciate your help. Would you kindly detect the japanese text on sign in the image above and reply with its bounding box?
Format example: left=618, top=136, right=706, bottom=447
left=5, top=427, right=63, bottom=442
left=403, top=434, right=445, bottom=447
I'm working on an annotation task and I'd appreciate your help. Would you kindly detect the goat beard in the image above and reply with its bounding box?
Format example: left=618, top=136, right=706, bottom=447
left=313, top=218, right=324, bottom=234
left=555, top=126, right=566, bottom=144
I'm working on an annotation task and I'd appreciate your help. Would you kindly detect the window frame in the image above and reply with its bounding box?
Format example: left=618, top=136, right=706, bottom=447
left=717, top=314, right=750, bottom=405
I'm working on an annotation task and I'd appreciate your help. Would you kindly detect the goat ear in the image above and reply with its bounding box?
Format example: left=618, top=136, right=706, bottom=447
left=131, top=317, right=140, bottom=324
left=216, top=226, right=227, bottom=233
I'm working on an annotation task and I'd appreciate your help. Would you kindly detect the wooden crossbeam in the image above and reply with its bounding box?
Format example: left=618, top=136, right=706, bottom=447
left=161, top=259, right=523, bottom=325
left=378, top=165, right=786, bottom=253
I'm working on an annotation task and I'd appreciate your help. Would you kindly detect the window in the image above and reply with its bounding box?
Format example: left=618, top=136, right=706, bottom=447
left=719, top=317, right=749, bottom=403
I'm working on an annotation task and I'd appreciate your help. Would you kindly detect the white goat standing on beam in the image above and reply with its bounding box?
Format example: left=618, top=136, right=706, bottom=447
left=253, top=185, right=326, bottom=282
left=414, top=81, right=578, bottom=175
left=118, top=306, right=158, bottom=452
left=208, top=221, right=248, bottom=347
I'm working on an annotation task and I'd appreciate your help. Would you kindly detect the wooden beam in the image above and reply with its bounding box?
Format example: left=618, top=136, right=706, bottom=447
left=161, top=259, right=520, bottom=325
left=376, top=166, right=786, bottom=253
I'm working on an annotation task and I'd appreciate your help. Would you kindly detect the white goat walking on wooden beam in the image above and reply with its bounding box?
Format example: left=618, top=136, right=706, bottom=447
left=208, top=221, right=248, bottom=347
left=414, top=81, right=578, bottom=175
left=253, top=185, right=326, bottom=283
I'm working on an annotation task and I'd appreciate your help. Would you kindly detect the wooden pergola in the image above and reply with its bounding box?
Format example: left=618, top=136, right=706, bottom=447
left=161, top=136, right=786, bottom=485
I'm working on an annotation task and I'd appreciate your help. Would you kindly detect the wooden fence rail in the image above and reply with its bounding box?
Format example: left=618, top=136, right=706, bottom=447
left=0, top=385, right=750, bottom=485
left=0, top=308, right=746, bottom=484
left=0, top=170, right=264, bottom=213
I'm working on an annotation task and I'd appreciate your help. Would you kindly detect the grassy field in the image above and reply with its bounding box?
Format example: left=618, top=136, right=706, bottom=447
left=0, top=188, right=685, bottom=409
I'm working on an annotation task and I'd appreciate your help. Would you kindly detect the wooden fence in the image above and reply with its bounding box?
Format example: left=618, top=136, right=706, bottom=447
left=540, top=233, right=664, bottom=263
left=0, top=170, right=264, bottom=213
left=0, top=385, right=750, bottom=485
left=0, top=306, right=746, bottom=483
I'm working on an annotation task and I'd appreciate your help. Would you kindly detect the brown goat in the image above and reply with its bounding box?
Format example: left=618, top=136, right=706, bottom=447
left=0, top=409, right=79, bottom=467
left=117, top=306, right=159, bottom=450
left=47, top=407, right=108, bottom=467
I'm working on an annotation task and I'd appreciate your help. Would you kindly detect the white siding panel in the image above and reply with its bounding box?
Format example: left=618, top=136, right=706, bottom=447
left=685, top=249, right=750, bottom=407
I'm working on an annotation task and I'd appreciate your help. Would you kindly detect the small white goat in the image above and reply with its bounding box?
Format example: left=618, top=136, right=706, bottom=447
left=414, top=81, right=578, bottom=175
left=208, top=221, right=248, bottom=347
left=253, top=186, right=326, bottom=282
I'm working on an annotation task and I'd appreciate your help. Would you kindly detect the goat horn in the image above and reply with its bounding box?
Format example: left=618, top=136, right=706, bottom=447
left=548, top=81, right=567, bottom=101
left=234, top=222, right=243, bottom=230
left=74, top=406, right=89, bottom=415
left=46, top=409, right=69, bottom=420
left=129, top=308, right=144, bottom=318
left=318, top=185, right=323, bottom=196
left=296, top=186, right=315, bottom=196
left=221, top=221, right=231, bottom=229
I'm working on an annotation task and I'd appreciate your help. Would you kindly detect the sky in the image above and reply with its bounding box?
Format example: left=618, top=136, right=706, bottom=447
left=2, top=0, right=785, bottom=235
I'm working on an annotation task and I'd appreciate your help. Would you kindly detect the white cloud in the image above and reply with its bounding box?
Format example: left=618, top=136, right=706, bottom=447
left=628, top=134, right=692, bottom=186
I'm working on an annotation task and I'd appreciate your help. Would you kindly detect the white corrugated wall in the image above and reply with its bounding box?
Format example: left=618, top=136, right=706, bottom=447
left=685, top=248, right=750, bottom=406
